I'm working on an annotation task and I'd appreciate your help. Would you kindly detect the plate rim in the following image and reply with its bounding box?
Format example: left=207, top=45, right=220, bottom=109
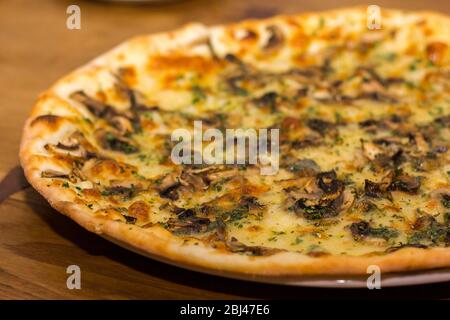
left=101, top=235, right=450, bottom=288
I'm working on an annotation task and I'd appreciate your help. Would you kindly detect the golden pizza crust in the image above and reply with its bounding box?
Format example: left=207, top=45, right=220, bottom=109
left=20, top=7, right=450, bottom=275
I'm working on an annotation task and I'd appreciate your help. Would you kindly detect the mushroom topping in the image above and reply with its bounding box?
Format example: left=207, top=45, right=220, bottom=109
left=172, top=207, right=196, bottom=220
left=441, top=194, right=450, bottom=209
left=349, top=221, right=399, bottom=241
left=209, top=194, right=264, bottom=223
left=238, top=195, right=264, bottom=210
left=361, top=140, right=384, bottom=160
left=70, top=91, right=117, bottom=119
left=429, top=188, right=450, bottom=202
left=214, top=218, right=227, bottom=242
left=110, top=116, right=134, bottom=135
left=359, top=115, right=404, bottom=133
left=409, top=215, right=449, bottom=246
left=97, top=130, right=139, bottom=154
left=253, top=91, right=278, bottom=111
left=291, top=197, right=341, bottom=220
left=55, top=141, right=79, bottom=151
left=364, top=180, right=379, bottom=197
left=385, top=243, right=428, bottom=253
left=156, top=168, right=230, bottom=201
left=361, top=139, right=405, bottom=171
left=263, top=25, right=284, bottom=51
left=306, top=119, right=335, bottom=136
left=101, top=185, right=135, bottom=199
left=434, top=115, right=450, bottom=127
left=156, top=174, right=181, bottom=201
left=357, top=91, right=398, bottom=103
left=364, top=172, right=393, bottom=199
left=166, top=216, right=211, bottom=235
left=412, top=132, right=429, bottom=154
left=349, top=221, right=371, bottom=240
left=227, top=237, right=283, bottom=256
left=179, top=170, right=209, bottom=192
left=205, top=167, right=238, bottom=182
left=41, top=169, right=70, bottom=180
left=340, top=189, right=356, bottom=212
left=387, top=174, right=421, bottom=194
left=351, top=67, right=399, bottom=103
left=289, top=136, right=322, bottom=149
left=288, top=171, right=349, bottom=220
left=316, top=170, right=343, bottom=194
left=283, top=158, right=320, bottom=176
left=164, top=204, right=213, bottom=235
left=359, top=119, right=380, bottom=131
left=44, top=131, right=90, bottom=158
left=68, top=131, right=99, bottom=159
left=224, top=53, right=246, bottom=67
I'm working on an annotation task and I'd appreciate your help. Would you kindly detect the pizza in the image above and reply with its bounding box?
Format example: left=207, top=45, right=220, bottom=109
left=20, top=7, right=450, bottom=276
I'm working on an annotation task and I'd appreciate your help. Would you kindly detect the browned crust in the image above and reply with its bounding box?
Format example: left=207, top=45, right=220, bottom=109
left=19, top=7, right=450, bottom=276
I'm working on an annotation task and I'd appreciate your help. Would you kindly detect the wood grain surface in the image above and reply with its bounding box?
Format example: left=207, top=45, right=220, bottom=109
left=0, top=0, right=449, bottom=299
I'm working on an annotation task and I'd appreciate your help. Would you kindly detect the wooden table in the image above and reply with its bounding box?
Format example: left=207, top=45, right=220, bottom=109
left=1, top=0, right=449, bottom=299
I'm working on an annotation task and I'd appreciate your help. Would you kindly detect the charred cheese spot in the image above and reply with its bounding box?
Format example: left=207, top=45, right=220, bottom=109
left=82, top=159, right=136, bottom=183
left=117, top=66, right=138, bottom=86
left=128, top=200, right=150, bottom=221
left=426, top=41, right=448, bottom=65
left=95, top=208, right=126, bottom=222
left=148, top=55, right=223, bottom=73
left=82, top=188, right=101, bottom=199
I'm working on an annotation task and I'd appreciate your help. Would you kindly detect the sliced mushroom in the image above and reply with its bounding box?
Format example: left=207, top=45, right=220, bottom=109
left=289, top=135, right=322, bottom=149
left=361, top=139, right=384, bottom=160
left=364, top=172, right=394, bottom=199
left=97, top=130, right=139, bottom=154
left=349, top=221, right=399, bottom=241
left=179, top=171, right=209, bottom=192
left=263, top=25, right=284, bottom=51
left=41, top=169, right=70, bottom=179
left=340, top=189, right=355, bottom=212
left=55, top=142, right=79, bottom=151
left=282, top=158, right=320, bottom=176
left=227, top=237, right=283, bottom=256
left=101, top=185, right=135, bottom=199
left=316, top=170, right=343, bottom=195
left=110, top=116, right=134, bottom=135
left=306, top=119, right=335, bottom=136
left=215, top=218, right=227, bottom=242
left=412, top=132, right=429, bottom=154
left=286, top=170, right=349, bottom=220
left=430, top=187, right=450, bottom=199
left=205, top=167, right=238, bottom=182
left=253, top=91, right=278, bottom=111
left=166, top=216, right=211, bottom=235
left=70, top=91, right=117, bottom=118
left=388, top=174, right=421, bottom=194
left=156, top=174, right=181, bottom=201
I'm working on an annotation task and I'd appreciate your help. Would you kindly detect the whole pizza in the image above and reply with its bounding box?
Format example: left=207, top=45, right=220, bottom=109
left=20, top=7, right=450, bottom=275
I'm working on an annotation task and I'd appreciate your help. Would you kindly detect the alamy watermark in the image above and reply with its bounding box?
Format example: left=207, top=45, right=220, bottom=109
left=367, top=5, right=381, bottom=30
left=366, top=265, right=381, bottom=289
left=66, top=265, right=81, bottom=290
left=66, top=5, right=81, bottom=30
left=171, top=121, right=279, bottom=175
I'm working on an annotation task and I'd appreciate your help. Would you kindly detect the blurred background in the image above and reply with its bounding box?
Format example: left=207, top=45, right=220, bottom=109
left=0, top=0, right=449, bottom=176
